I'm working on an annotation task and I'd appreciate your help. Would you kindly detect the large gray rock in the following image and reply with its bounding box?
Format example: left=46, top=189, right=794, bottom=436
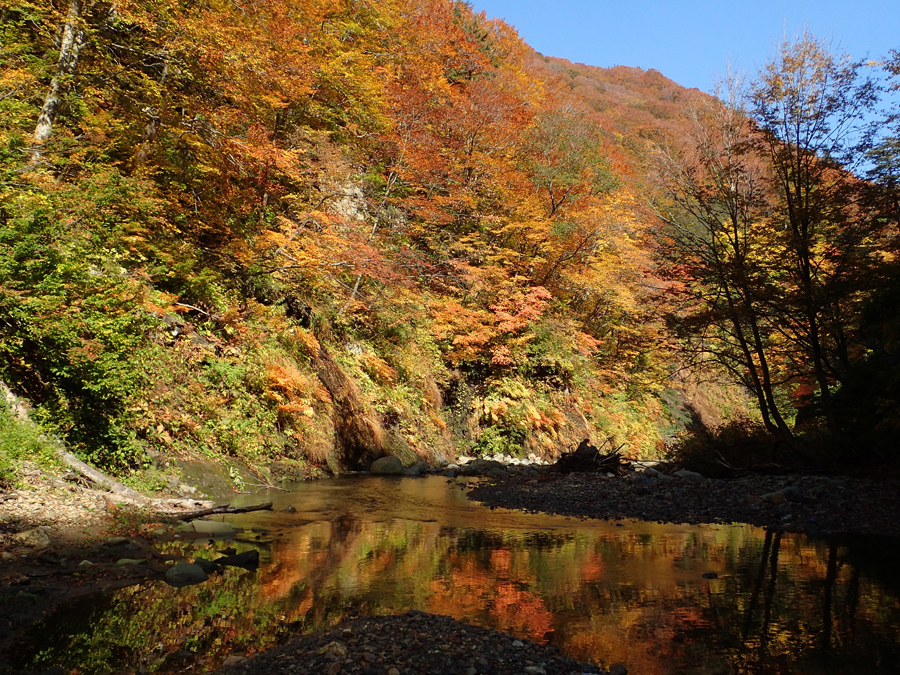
left=370, top=456, right=404, bottom=475
left=165, top=562, right=209, bottom=587
left=410, top=460, right=431, bottom=474
left=674, top=469, right=705, bottom=482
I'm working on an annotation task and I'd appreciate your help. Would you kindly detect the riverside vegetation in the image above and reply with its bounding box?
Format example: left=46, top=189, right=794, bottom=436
left=2, top=3, right=900, bottom=502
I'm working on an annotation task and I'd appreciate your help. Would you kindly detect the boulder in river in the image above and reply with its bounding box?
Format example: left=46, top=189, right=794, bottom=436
left=370, top=456, right=404, bottom=475
left=165, top=562, right=209, bottom=587
left=405, top=460, right=431, bottom=476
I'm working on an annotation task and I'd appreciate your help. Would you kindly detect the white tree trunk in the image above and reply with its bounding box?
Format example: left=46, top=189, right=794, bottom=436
left=31, top=0, right=87, bottom=151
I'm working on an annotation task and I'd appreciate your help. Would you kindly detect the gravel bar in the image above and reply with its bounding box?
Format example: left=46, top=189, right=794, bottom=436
left=213, top=611, right=619, bottom=675
left=467, top=472, right=900, bottom=537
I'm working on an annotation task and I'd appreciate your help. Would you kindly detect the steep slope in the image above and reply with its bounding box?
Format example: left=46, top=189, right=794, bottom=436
left=0, top=0, right=724, bottom=484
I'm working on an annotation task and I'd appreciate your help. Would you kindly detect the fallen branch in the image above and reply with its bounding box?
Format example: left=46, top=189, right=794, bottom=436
left=162, top=502, right=274, bottom=521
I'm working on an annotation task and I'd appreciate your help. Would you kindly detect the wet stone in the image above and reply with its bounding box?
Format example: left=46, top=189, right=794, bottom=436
left=164, top=562, right=209, bottom=587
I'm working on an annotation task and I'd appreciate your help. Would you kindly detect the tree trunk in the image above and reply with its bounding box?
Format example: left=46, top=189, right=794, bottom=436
left=31, top=0, right=87, bottom=156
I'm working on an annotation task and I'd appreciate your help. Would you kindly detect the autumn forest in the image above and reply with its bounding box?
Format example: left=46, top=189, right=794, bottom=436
left=2, top=0, right=900, bottom=485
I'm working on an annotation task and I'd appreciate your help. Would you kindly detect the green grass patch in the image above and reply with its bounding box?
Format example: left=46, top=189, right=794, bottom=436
left=0, top=405, right=64, bottom=489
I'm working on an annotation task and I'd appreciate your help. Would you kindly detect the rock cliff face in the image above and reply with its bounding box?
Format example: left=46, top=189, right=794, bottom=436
left=312, top=344, right=384, bottom=471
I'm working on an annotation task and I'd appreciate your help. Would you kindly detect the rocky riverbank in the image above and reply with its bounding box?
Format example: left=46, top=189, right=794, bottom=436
left=0, top=465, right=220, bottom=669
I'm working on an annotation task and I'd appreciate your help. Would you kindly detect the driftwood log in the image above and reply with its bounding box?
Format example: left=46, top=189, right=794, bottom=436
left=553, top=438, right=630, bottom=474
left=162, top=502, right=274, bottom=521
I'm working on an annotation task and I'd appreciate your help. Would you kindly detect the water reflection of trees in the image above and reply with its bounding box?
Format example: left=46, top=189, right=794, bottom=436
left=14, top=519, right=900, bottom=675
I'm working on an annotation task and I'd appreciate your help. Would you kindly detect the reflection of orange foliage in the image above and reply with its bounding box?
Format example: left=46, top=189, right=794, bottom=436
left=579, top=556, right=605, bottom=583
left=490, top=582, right=554, bottom=641
left=490, top=548, right=512, bottom=575
left=425, top=551, right=554, bottom=642
left=427, top=557, right=492, bottom=619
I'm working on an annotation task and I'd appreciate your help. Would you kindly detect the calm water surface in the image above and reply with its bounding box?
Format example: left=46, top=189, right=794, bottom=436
left=13, top=475, right=900, bottom=674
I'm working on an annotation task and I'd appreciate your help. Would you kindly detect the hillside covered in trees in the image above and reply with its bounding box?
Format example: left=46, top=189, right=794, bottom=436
left=2, top=0, right=898, bottom=487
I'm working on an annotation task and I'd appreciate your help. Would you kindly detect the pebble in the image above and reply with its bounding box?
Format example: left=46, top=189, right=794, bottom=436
left=0, top=468, right=111, bottom=549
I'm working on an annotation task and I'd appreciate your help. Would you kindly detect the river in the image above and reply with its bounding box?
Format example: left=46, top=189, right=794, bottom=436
left=11, top=475, right=900, bottom=674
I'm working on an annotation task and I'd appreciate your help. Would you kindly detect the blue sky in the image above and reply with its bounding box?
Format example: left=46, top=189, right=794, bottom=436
left=471, top=1, right=899, bottom=93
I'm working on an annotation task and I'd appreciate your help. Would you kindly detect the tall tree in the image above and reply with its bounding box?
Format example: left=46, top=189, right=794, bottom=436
left=748, top=31, right=880, bottom=432
left=31, top=0, right=89, bottom=157
left=653, top=34, right=887, bottom=450
left=650, top=79, right=801, bottom=451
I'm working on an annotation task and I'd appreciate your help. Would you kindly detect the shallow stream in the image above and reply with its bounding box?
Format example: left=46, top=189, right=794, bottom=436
left=12, top=475, right=900, bottom=674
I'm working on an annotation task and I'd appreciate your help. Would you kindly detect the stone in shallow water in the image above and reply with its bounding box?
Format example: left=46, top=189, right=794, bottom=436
left=216, top=550, right=260, bottom=570
left=164, top=562, right=209, bottom=587
left=370, top=456, right=403, bottom=475
left=192, top=557, right=220, bottom=573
